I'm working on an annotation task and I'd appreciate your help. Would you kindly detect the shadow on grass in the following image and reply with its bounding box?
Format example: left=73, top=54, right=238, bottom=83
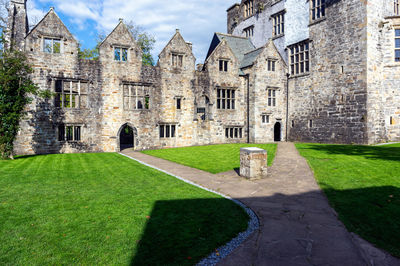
left=297, top=144, right=400, bottom=162
left=130, top=187, right=400, bottom=265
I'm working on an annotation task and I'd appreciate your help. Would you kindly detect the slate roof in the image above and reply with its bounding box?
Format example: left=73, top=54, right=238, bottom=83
left=215, top=33, right=255, bottom=65
left=240, top=47, right=264, bottom=69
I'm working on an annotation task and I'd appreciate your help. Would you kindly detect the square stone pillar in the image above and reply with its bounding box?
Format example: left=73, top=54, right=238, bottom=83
left=240, top=147, right=268, bottom=179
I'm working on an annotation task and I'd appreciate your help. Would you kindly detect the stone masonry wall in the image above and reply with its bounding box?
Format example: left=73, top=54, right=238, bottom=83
left=288, top=0, right=369, bottom=144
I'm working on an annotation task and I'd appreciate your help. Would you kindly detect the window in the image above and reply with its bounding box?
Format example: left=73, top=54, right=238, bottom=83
left=390, top=116, right=394, bottom=125
left=44, top=38, right=61, bottom=54
left=176, top=98, right=181, bottom=110
left=159, top=124, right=176, bottom=138
left=272, top=12, right=284, bottom=37
left=219, top=59, right=229, bottom=71
left=58, top=124, right=81, bottom=141
left=290, top=41, right=310, bottom=75
left=267, top=59, right=276, bottom=71
left=310, top=0, right=326, bottom=21
left=114, top=47, right=128, bottom=61
left=217, top=88, right=235, bottom=109
left=395, top=0, right=400, bottom=15
left=268, top=89, right=276, bottom=107
left=291, top=120, right=295, bottom=127
left=262, top=115, right=270, bottom=124
left=123, top=84, right=150, bottom=110
left=395, top=29, right=400, bottom=62
left=309, top=120, right=313, bottom=128
left=54, top=80, right=88, bottom=109
left=172, top=53, right=184, bottom=67
left=225, top=127, right=243, bottom=139
left=244, top=26, right=254, bottom=37
left=243, top=0, right=254, bottom=18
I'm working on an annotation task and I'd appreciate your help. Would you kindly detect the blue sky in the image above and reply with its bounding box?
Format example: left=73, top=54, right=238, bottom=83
left=27, top=0, right=234, bottom=63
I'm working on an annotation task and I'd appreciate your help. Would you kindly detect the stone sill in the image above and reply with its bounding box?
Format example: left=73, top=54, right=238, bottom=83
left=272, top=34, right=284, bottom=40
left=385, top=15, right=400, bottom=19
left=289, top=72, right=310, bottom=79
left=384, top=63, right=400, bottom=68
left=309, top=17, right=326, bottom=27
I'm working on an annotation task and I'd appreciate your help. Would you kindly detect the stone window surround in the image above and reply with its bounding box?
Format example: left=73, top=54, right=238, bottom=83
left=261, top=113, right=270, bottom=124
left=217, top=87, right=236, bottom=110
left=288, top=40, right=310, bottom=76
left=310, top=0, right=326, bottom=24
left=267, top=58, right=278, bottom=71
left=42, top=36, right=63, bottom=54
left=114, top=46, right=129, bottom=62
left=218, top=58, right=230, bottom=72
left=243, top=0, right=254, bottom=19
left=171, top=52, right=184, bottom=68
left=53, top=78, right=89, bottom=109
left=159, top=123, right=178, bottom=138
left=267, top=87, right=278, bottom=107
left=243, top=25, right=254, bottom=38
left=271, top=11, right=285, bottom=38
left=58, top=123, right=83, bottom=142
left=174, top=96, right=184, bottom=110
left=225, top=126, right=243, bottom=139
left=122, top=82, right=151, bottom=111
left=395, top=28, right=400, bottom=62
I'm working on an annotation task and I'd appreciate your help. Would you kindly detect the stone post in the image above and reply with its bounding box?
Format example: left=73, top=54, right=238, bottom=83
left=240, top=147, right=268, bottom=179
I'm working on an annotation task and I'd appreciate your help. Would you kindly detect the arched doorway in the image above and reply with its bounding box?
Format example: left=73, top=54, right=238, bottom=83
left=119, top=124, right=134, bottom=150
left=274, top=122, right=281, bottom=142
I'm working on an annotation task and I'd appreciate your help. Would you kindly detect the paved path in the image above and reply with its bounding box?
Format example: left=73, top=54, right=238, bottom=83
left=121, top=142, right=399, bottom=266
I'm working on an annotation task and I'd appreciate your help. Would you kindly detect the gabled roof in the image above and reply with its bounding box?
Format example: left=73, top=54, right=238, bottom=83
left=158, top=29, right=194, bottom=59
left=25, top=7, right=76, bottom=41
left=205, top=33, right=255, bottom=65
left=240, top=47, right=264, bottom=69
left=99, top=20, right=137, bottom=48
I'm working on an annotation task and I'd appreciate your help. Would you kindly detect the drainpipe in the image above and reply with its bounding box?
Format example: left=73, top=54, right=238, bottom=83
left=246, top=74, right=250, bottom=143
left=285, top=73, right=290, bottom=142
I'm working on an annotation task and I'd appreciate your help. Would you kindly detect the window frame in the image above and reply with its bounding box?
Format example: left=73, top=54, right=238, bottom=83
left=261, top=114, right=270, bottom=124
left=159, top=124, right=177, bottom=139
left=58, top=124, right=82, bottom=142
left=243, top=26, right=254, bottom=38
left=217, top=88, right=236, bottom=110
left=219, top=59, right=229, bottom=72
left=271, top=11, right=285, bottom=37
left=310, top=0, right=326, bottom=22
left=267, top=59, right=277, bottom=71
left=43, top=37, right=61, bottom=54
left=225, top=126, right=243, bottom=139
left=114, top=47, right=129, bottom=62
left=243, top=0, right=254, bottom=18
left=289, top=40, right=310, bottom=76
left=395, top=0, right=400, bottom=15
left=123, top=84, right=151, bottom=111
left=267, top=89, right=277, bottom=107
left=172, top=53, right=184, bottom=68
left=54, top=80, right=88, bottom=109
left=395, top=29, right=400, bottom=62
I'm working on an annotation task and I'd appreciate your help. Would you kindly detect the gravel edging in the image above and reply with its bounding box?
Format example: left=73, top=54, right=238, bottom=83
left=119, top=152, right=260, bottom=266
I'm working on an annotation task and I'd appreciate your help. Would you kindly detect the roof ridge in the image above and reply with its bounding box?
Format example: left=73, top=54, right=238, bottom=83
left=216, top=32, right=250, bottom=40
left=243, top=46, right=264, bottom=55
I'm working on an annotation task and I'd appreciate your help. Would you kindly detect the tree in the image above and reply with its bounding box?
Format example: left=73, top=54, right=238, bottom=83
left=79, top=21, right=156, bottom=66
left=0, top=37, right=50, bottom=159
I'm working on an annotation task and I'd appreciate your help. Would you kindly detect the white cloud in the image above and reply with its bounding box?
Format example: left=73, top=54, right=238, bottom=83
left=29, top=0, right=234, bottom=63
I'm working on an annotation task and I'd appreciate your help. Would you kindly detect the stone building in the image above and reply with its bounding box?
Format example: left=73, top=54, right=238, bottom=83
left=228, top=0, right=400, bottom=144
left=6, top=0, right=400, bottom=155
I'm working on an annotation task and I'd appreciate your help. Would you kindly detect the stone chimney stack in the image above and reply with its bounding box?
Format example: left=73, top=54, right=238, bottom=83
left=6, top=0, right=29, bottom=50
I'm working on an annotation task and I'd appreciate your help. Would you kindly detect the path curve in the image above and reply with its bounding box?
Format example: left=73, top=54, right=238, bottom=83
left=121, top=142, right=400, bottom=266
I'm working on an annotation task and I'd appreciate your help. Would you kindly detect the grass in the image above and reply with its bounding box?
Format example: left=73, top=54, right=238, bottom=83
left=296, top=143, right=400, bottom=257
left=0, top=153, right=249, bottom=265
left=142, top=143, right=277, bottom=174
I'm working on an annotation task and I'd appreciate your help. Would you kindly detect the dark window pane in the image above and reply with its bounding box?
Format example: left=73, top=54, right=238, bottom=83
left=239, top=128, right=242, bottom=138
left=177, top=98, right=181, bottom=109
left=137, top=101, right=143, bottom=109
left=395, top=38, right=400, bottom=48
left=114, top=48, right=121, bottom=61
left=166, top=125, right=170, bottom=138
left=396, top=29, right=400, bottom=37
left=66, top=126, right=73, bottom=141
left=171, top=125, right=176, bottom=137
left=160, top=125, right=164, bottom=138
left=230, top=128, right=234, bottom=138
left=232, top=100, right=235, bottom=109
left=58, top=125, right=65, bottom=141
left=74, top=126, right=81, bottom=141
left=225, top=128, right=229, bottom=138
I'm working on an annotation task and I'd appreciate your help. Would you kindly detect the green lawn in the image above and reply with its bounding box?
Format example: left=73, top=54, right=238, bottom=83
left=0, top=153, right=249, bottom=265
left=296, top=143, right=400, bottom=257
left=142, top=143, right=277, bottom=174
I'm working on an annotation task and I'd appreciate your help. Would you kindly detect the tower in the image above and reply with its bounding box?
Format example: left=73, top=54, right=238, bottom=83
left=5, top=0, right=29, bottom=50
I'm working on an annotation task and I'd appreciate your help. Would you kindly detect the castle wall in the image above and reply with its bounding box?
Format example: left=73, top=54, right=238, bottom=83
left=288, top=0, right=369, bottom=144
left=366, top=0, right=400, bottom=143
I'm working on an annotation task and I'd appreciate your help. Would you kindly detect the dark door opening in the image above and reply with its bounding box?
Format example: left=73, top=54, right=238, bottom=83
left=274, top=122, right=281, bottom=142
left=120, top=125, right=134, bottom=150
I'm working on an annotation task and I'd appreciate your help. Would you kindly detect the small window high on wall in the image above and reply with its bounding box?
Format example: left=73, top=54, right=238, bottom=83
left=44, top=38, right=61, bottom=54
left=310, top=0, right=326, bottom=21
left=395, top=29, right=400, bottom=62
left=114, top=47, right=128, bottom=61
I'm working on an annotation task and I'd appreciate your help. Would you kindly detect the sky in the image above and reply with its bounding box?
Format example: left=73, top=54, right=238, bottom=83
left=26, top=0, right=235, bottom=63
